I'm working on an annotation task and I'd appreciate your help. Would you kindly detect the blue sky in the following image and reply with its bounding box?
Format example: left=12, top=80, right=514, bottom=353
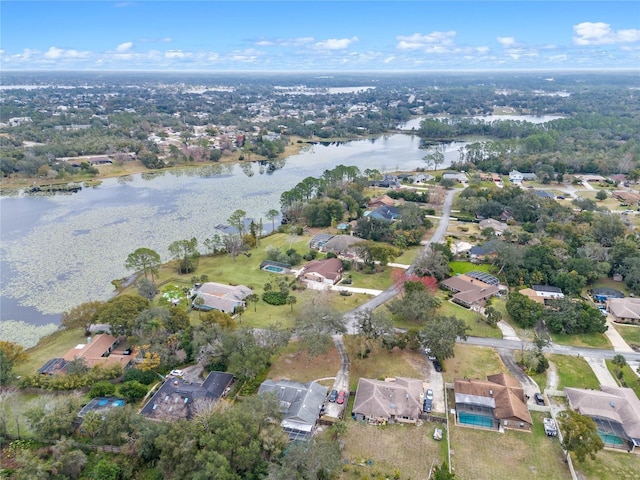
left=1, top=1, right=639, bottom=71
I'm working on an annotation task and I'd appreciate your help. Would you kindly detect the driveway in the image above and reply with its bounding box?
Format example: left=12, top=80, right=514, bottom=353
left=584, top=356, right=618, bottom=388
left=427, top=359, right=445, bottom=413
left=498, top=349, right=541, bottom=405
left=324, top=335, right=350, bottom=418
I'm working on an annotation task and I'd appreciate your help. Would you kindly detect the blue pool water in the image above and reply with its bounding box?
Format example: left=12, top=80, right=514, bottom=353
left=458, top=411, right=495, bottom=428
left=599, top=433, right=624, bottom=446
left=264, top=265, right=285, bottom=273
left=112, top=399, right=126, bottom=407
left=98, top=399, right=108, bottom=406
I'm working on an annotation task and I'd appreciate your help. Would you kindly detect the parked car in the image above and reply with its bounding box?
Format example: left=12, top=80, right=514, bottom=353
left=328, top=389, right=338, bottom=403
left=432, top=360, right=443, bottom=372
left=169, top=369, right=184, bottom=377
left=534, top=393, right=545, bottom=406
left=423, top=398, right=432, bottom=413
left=337, top=391, right=346, bottom=404
left=424, top=347, right=436, bottom=361
left=426, top=388, right=434, bottom=401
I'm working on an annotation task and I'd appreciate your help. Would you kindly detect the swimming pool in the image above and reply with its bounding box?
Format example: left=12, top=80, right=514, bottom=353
left=263, top=265, right=285, bottom=273
left=111, top=399, right=126, bottom=407
left=599, top=432, right=625, bottom=446
left=458, top=411, right=495, bottom=429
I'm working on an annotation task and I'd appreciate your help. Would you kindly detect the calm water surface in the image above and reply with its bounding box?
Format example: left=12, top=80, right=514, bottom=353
left=0, top=134, right=468, bottom=337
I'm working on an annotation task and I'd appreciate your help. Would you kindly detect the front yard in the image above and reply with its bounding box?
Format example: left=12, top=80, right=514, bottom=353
left=449, top=411, right=570, bottom=479
left=572, top=448, right=640, bottom=480
left=546, top=354, right=600, bottom=390
left=442, top=344, right=509, bottom=383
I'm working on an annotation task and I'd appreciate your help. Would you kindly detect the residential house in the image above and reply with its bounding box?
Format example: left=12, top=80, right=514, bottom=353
left=140, top=371, right=234, bottom=420
left=322, top=235, right=365, bottom=256
left=534, top=190, right=554, bottom=199
left=411, top=173, right=434, bottom=184
left=565, top=386, right=640, bottom=451
left=367, top=205, right=402, bottom=222
left=613, top=191, right=640, bottom=206
left=367, top=194, right=396, bottom=209
left=531, top=285, right=564, bottom=300
left=39, top=333, right=131, bottom=375
left=454, top=373, right=532, bottom=431
left=442, top=171, right=468, bottom=183
left=371, top=174, right=400, bottom=188
left=191, top=282, right=252, bottom=313
left=478, top=219, right=509, bottom=236
left=522, top=172, right=538, bottom=181
left=258, top=379, right=327, bottom=440
left=517, top=288, right=546, bottom=305
left=509, top=170, right=524, bottom=184
left=309, top=233, right=334, bottom=251
left=352, top=377, right=424, bottom=424
left=440, top=273, right=501, bottom=308
left=606, top=297, right=640, bottom=325
left=299, top=258, right=344, bottom=285
left=469, top=244, right=498, bottom=261
left=591, top=288, right=625, bottom=303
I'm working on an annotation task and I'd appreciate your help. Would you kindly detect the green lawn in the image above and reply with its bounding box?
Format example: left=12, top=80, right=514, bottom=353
left=268, top=340, right=341, bottom=383
left=346, top=267, right=398, bottom=290
left=344, top=337, right=424, bottom=391
left=613, top=323, right=640, bottom=348
left=548, top=354, right=600, bottom=390
left=393, top=245, right=422, bottom=265
left=13, top=327, right=87, bottom=377
left=572, top=448, right=640, bottom=480
left=438, top=297, right=503, bottom=339
left=550, top=332, right=612, bottom=349
left=605, top=360, right=640, bottom=398
left=449, top=411, right=570, bottom=480
left=442, top=344, right=509, bottom=383
left=449, top=261, right=494, bottom=275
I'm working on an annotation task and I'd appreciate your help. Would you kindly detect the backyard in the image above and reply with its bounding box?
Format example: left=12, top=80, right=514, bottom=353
left=339, top=421, right=446, bottom=480
left=448, top=411, right=570, bottom=479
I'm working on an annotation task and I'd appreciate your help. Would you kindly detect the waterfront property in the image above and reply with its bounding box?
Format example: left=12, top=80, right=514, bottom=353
left=454, top=373, right=532, bottom=431
left=352, top=377, right=424, bottom=425
left=565, top=386, right=640, bottom=451
left=190, top=282, right=252, bottom=313
left=38, top=333, right=132, bottom=375
left=258, top=379, right=327, bottom=441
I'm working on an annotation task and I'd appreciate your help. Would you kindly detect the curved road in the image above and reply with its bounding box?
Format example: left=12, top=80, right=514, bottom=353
left=344, top=189, right=456, bottom=334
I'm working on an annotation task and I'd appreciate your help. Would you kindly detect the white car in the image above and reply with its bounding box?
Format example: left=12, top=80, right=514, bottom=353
left=424, top=348, right=436, bottom=361
left=426, top=388, right=434, bottom=401
left=169, top=369, right=184, bottom=377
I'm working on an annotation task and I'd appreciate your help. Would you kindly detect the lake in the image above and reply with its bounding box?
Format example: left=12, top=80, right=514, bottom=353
left=0, top=133, right=468, bottom=345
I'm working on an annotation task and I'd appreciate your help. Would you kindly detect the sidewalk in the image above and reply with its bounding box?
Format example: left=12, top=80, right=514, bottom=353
left=604, top=317, right=635, bottom=353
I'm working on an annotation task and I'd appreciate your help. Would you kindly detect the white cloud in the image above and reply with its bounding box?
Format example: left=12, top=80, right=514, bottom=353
left=573, top=22, right=640, bottom=45
left=159, top=37, right=172, bottom=43
left=383, top=55, right=395, bottom=64
left=255, top=37, right=314, bottom=47
left=116, top=42, right=133, bottom=53
left=396, top=31, right=456, bottom=50
left=497, top=37, right=516, bottom=47
left=314, top=37, right=358, bottom=50
left=165, top=50, right=187, bottom=59
left=43, top=46, right=90, bottom=60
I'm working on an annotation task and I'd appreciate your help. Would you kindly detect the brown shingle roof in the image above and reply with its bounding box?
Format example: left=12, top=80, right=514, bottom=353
left=63, top=333, right=117, bottom=362
left=454, top=374, right=531, bottom=425
left=353, top=377, right=423, bottom=420
left=302, top=258, right=343, bottom=281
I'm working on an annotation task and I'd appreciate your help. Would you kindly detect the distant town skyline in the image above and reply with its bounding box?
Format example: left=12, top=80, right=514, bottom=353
left=2, top=1, right=639, bottom=71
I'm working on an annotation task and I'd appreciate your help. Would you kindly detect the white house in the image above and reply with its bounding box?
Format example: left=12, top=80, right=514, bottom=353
left=509, top=170, right=524, bottom=184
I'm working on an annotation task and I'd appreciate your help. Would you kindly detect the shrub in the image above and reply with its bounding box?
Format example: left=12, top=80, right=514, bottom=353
left=123, top=368, right=158, bottom=385
left=262, top=291, right=288, bottom=305
left=119, top=381, right=148, bottom=402
left=89, top=381, right=116, bottom=398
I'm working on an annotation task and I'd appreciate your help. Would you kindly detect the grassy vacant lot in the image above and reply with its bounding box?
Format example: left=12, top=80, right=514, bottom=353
left=340, top=421, right=445, bottom=480
left=550, top=332, right=612, bottom=349
left=548, top=354, right=600, bottom=390
left=572, top=449, right=640, bottom=480
left=267, top=340, right=340, bottom=384
left=14, top=327, right=86, bottom=377
left=346, top=266, right=399, bottom=291
left=449, top=411, right=570, bottom=480
left=393, top=245, right=422, bottom=265
left=612, top=323, right=640, bottom=349
left=605, top=360, right=640, bottom=398
left=442, top=344, right=509, bottom=383
left=344, top=337, right=424, bottom=391
left=438, top=298, right=503, bottom=338
left=449, top=261, right=493, bottom=275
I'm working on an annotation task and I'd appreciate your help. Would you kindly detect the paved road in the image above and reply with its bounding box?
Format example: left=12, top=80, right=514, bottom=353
left=344, top=189, right=456, bottom=334
left=461, top=336, right=640, bottom=362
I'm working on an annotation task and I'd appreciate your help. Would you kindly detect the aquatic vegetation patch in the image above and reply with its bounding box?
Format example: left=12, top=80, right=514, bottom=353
left=0, top=320, right=59, bottom=348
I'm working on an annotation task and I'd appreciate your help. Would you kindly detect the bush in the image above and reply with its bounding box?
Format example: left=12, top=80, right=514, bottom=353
left=262, top=291, right=288, bottom=305
left=123, top=368, right=158, bottom=385
left=119, top=381, right=148, bottom=402
left=89, top=381, right=116, bottom=398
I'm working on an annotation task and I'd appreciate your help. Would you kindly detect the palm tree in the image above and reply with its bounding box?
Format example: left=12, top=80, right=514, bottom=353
left=286, top=295, right=297, bottom=312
